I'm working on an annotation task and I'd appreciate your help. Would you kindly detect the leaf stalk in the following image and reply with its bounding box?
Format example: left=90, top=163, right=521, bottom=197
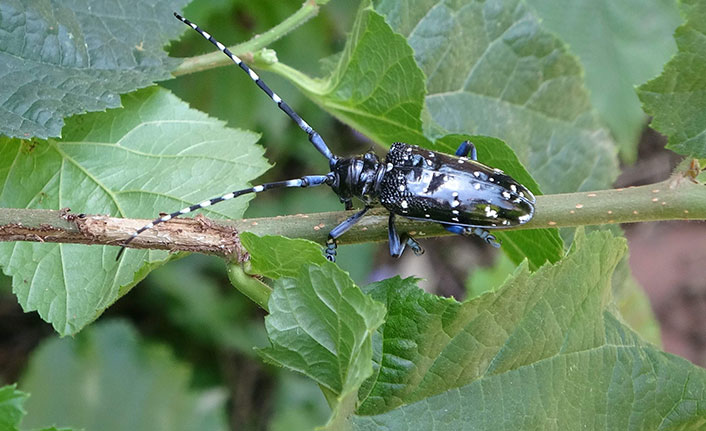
left=172, top=1, right=320, bottom=77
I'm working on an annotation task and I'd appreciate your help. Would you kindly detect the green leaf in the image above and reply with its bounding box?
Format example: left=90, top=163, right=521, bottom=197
left=435, top=135, right=564, bottom=269
left=639, top=0, right=706, bottom=158
left=0, top=385, right=27, bottom=431
left=466, top=253, right=517, bottom=299
left=0, top=87, right=269, bottom=335
left=20, top=320, right=227, bottom=431
left=348, top=229, right=706, bottom=428
left=272, top=1, right=429, bottom=148
left=0, top=385, right=77, bottom=431
left=371, top=0, right=618, bottom=194
left=612, top=255, right=662, bottom=347
left=0, top=0, right=189, bottom=140
left=241, top=232, right=328, bottom=279
left=525, top=0, right=681, bottom=162
left=258, top=263, right=386, bottom=427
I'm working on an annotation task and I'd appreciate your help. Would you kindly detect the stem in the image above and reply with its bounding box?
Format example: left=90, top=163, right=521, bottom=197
left=264, top=61, right=326, bottom=94
left=226, top=263, right=272, bottom=311
left=0, top=176, right=704, bottom=254
left=172, top=0, right=321, bottom=77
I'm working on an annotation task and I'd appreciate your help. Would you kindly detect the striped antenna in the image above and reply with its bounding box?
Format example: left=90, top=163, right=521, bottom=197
left=116, top=175, right=332, bottom=259
left=174, top=12, right=337, bottom=166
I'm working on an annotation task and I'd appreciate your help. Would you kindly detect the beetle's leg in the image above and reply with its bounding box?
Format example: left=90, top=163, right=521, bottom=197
left=340, top=197, right=354, bottom=210
left=442, top=224, right=501, bottom=248
left=325, top=206, right=371, bottom=262
left=387, top=213, right=424, bottom=258
left=455, top=140, right=477, bottom=161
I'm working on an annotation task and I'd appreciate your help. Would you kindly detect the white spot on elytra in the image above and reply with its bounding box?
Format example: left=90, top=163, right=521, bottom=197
left=473, top=171, right=480, bottom=178
left=452, top=217, right=459, bottom=222
left=484, top=206, right=498, bottom=218
left=474, top=183, right=481, bottom=190
left=452, top=192, right=459, bottom=198
left=502, top=191, right=511, bottom=199
left=452, top=210, right=459, bottom=215
left=386, top=163, right=393, bottom=172
left=451, top=200, right=460, bottom=208
left=425, top=214, right=430, bottom=218
left=518, top=214, right=532, bottom=223
left=401, top=200, right=408, bottom=209
left=399, top=185, right=405, bottom=192
left=510, top=184, right=517, bottom=192
left=489, top=177, right=495, bottom=182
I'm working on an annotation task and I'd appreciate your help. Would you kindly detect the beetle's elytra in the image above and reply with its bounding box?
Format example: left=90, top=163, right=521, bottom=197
left=380, top=143, right=535, bottom=228
left=116, top=13, right=536, bottom=261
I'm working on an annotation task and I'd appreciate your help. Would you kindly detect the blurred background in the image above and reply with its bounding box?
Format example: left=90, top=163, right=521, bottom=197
left=1, top=1, right=704, bottom=430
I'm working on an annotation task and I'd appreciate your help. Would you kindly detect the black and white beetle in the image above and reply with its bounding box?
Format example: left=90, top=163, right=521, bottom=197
left=117, top=13, right=536, bottom=261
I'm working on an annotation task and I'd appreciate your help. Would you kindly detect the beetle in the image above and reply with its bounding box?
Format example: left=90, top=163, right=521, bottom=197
left=116, top=13, right=535, bottom=261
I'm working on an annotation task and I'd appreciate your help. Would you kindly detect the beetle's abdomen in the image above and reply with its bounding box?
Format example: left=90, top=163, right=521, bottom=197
left=379, top=143, right=535, bottom=228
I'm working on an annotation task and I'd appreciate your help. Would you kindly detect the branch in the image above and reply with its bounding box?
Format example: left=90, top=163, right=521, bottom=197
left=1, top=176, right=704, bottom=258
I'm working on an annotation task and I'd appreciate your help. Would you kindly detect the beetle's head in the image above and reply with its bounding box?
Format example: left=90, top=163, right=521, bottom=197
left=329, top=151, right=384, bottom=204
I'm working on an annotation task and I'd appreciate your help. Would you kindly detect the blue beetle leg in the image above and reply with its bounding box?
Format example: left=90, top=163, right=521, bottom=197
left=471, top=227, right=501, bottom=248
left=341, top=197, right=353, bottom=210
left=405, top=236, right=424, bottom=256
left=455, top=140, right=477, bottom=160
left=441, top=224, right=501, bottom=248
left=387, top=213, right=425, bottom=257
left=387, top=213, right=404, bottom=257
left=325, top=206, right=371, bottom=262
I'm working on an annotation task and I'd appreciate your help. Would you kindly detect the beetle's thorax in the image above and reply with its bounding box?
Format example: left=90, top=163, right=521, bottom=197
left=329, top=151, right=385, bottom=204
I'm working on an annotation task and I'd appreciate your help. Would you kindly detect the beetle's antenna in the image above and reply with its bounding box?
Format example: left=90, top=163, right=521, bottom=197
left=116, top=175, right=332, bottom=259
left=174, top=13, right=337, bottom=167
